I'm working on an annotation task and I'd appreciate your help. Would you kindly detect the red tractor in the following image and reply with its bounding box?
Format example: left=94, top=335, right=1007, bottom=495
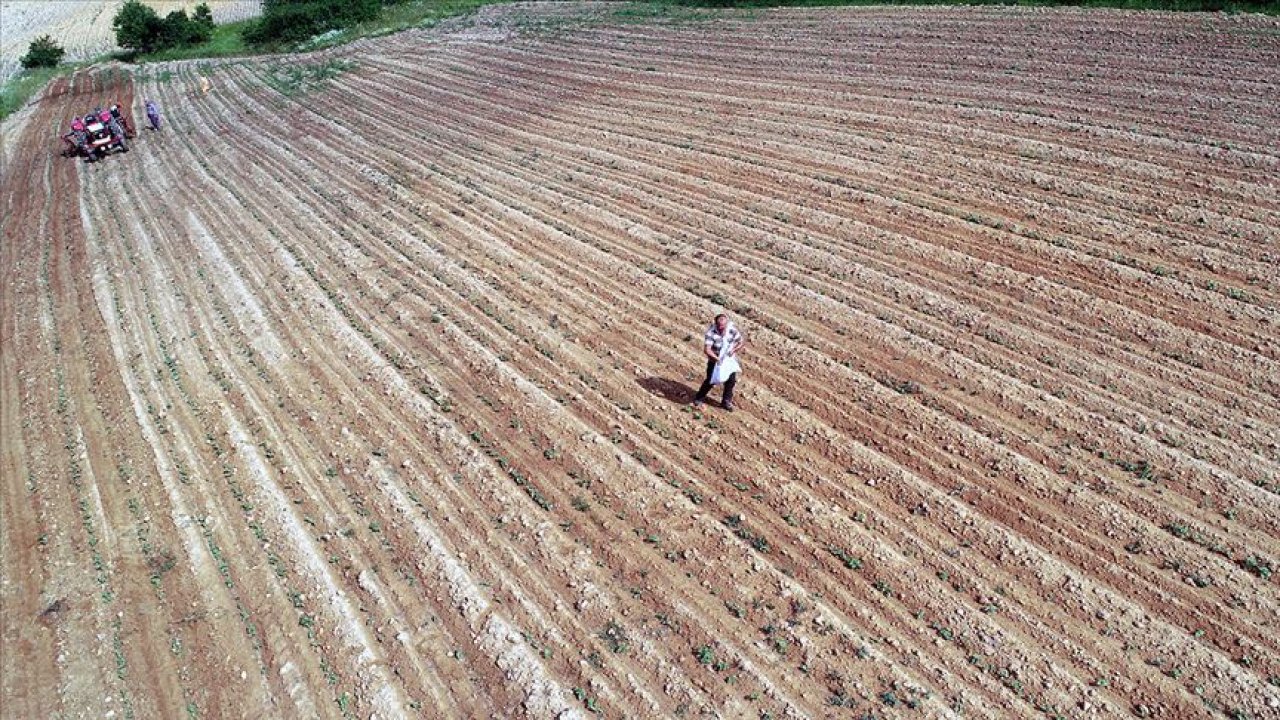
left=61, top=105, right=134, bottom=162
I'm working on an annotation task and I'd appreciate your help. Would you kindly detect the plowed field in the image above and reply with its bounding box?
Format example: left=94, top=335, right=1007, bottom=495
left=3, top=4, right=1278, bottom=718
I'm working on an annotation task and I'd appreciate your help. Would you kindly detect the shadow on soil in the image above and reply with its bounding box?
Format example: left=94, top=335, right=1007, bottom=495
left=637, top=377, right=696, bottom=405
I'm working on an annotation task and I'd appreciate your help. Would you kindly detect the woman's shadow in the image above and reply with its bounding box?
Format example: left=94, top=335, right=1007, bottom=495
left=637, top=377, right=696, bottom=405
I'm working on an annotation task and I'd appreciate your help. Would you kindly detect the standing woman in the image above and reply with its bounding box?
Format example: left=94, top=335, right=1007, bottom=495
left=692, top=313, right=746, bottom=411
left=145, top=99, right=161, bottom=131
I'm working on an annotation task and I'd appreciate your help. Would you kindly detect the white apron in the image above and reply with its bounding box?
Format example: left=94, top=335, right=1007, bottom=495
left=710, top=343, right=740, bottom=385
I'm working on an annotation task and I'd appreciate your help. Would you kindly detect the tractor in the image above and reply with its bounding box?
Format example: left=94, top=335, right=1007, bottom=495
left=61, top=105, right=134, bottom=163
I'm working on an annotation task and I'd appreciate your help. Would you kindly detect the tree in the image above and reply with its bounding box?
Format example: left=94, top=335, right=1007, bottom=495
left=113, top=1, right=215, bottom=54
left=156, top=9, right=214, bottom=49
left=158, top=10, right=190, bottom=49
left=191, top=3, right=216, bottom=41
left=246, top=0, right=381, bottom=46
left=112, top=0, right=163, bottom=54
left=20, top=35, right=65, bottom=69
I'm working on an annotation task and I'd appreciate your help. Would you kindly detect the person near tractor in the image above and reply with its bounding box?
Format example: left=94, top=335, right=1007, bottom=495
left=145, top=100, right=161, bottom=131
left=692, top=313, right=745, bottom=411
left=62, top=119, right=85, bottom=158
left=93, top=107, right=121, bottom=140
left=67, top=117, right=86, bottom=149
left=109, top=103, right=132, bottom=136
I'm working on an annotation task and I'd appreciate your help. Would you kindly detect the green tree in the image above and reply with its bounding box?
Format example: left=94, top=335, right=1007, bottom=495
left=246, top=0, right=381, bottom=46
left=159, top=8, right=215, bottom=48
left=20, top=35, right=65, bottom=69
left=112, top=0, right=163, bottom=54
left=191, top=2, right=216, bottom=41
left=158, top=10, right=193, bottom=49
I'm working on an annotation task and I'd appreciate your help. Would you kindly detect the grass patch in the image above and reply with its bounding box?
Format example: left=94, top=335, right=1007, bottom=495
left=0, top=54, right=131, bottom=120
left=0, top=65, right=65, bottom=120
left=296, top=0, right=514, bottom=52
left=136, top=18, right=258, bottom=63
